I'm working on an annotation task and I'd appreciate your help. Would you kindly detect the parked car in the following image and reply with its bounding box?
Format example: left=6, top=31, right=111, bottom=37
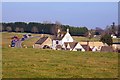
left=21, top=38, right=25, bottom=41
left=23, top=35, right=27, bottom=39
left=11, top=43, right=15, bottom=47
left=11, top=40, right=16, bottom=47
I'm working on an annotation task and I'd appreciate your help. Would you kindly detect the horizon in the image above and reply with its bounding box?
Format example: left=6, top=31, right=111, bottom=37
left=2, top=2, right=118, bottom=29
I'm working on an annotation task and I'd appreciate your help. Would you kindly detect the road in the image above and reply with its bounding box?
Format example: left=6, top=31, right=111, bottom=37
left=15, top=40, right=23, bottom=48
left=15, top=36, right=40, bottom=48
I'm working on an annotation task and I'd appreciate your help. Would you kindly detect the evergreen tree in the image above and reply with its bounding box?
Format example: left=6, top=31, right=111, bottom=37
left=100, top=34, right=113, bottom=46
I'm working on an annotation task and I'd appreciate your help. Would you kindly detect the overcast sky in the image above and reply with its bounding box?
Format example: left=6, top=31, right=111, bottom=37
left=2, top=2, right=118, bottom=29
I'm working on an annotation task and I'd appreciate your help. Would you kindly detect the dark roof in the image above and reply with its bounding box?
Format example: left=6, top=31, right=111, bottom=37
left=81, top=45, right=92, bottom=51
left=64, top=42, right=78, bottom=49
left=52, top=33, right=66, bottom=40
left=101, top=46, right=113, bottom=52
left=35, top=37, right=48, bottom=45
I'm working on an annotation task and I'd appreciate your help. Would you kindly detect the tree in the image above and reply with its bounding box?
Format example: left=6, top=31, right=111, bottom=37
left=105, top=22, right=118, bottom=35
left=20, top=28, right=24, bottom=33
left=100, top=34, right=113, bottom=46
left=31, top=26, right=38, bottom=33
left=15, top=27, right=20, bottom=32
left=6, top=26, right=12, bottom=32
left=51, top=21, right=62, bottom=36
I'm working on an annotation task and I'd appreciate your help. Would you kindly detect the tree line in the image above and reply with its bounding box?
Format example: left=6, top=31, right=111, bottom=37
left=1, top=22, right=88, bottom=36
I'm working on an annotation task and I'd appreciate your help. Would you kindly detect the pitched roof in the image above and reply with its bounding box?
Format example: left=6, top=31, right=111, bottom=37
left=101, top=46, right=113, bottom=52
left=52, top=33, right=66, bottom=40
left=79, top=42, right=104, bottom=48
left=64, top=42, right=78, bottom=49
left=81, top=45, right=92, bottom=51
left=35, top=37, right=48, bottom=45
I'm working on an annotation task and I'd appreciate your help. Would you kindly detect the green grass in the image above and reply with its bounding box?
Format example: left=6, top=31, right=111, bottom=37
left=1, top=32, right=119, bottom=78
left=22, top=37, right=40, bottom=48
left=1, top=32, right=23, bottom=48
left=2, top=48, right=118, bottom=78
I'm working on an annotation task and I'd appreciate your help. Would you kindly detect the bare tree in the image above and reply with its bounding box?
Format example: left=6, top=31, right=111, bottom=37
left=20, top=28, right=24, bottom=33
left=15, top=27, right=20, bottom=32
left=105, top=22, right=118, bottom=35
left=31, top=26, right=38, bottom=33
left=6, top=26, right=12, bottom=32
left=51, top=21, right=62, bottom=36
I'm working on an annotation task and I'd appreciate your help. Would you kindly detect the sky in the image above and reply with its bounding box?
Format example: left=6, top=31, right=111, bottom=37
left=2, top=2, right=118, bottom=29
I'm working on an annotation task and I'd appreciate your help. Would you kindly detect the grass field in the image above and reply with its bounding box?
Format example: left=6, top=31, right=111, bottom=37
left=1, top=32, right=100, bottom=48
left=1, top=32, right=119, bottom=78
left=2, top=48, right=118, bottom=78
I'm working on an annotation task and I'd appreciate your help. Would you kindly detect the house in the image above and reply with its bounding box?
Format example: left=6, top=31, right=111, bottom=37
left=63, top=42, right=85, bottom=51
left=52, top=29, right=74, bottom=50
left=100, top=46, right=114, bottom=52
left=111, top=34, right=117, bottom=39
left=79, top=42, right=104, bottom=51
left=34, top=36, right=52, bottom=49
left=112, top=42, right=120, bottom=52
left=91, top=46, right=98, bottom=52
left=81, top=45, right=92, bottom=51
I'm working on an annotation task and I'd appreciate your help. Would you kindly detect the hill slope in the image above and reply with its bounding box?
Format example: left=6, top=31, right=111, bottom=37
left=2, top=48, right=118, bottom=78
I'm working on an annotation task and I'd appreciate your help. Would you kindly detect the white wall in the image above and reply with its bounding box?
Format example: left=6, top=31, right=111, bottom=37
left=62, top=32, right=73, bottom=44
left=52, top=40, right=62, bottom=49
left=73, top=43, right=85, bottom=51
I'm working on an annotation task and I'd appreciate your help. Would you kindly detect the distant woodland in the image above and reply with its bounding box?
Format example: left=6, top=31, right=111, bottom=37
left=0, top=22, right=120, bottom=37
left=1, top=22, right=88, bottom=36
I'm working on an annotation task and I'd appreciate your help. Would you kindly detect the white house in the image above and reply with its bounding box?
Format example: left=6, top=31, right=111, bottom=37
left=64, top=42, right=85, bottom=51
left=111, top=34, right=117, bottom=38
left=91, top=46, right=98, bottom=52
left=52, top=29, right=74, bottom=50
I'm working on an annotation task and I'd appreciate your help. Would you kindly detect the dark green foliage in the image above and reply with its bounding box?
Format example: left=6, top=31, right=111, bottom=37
left=100, top=34, right=113, bottom=46
left=2, top=22, right=88, bottom=36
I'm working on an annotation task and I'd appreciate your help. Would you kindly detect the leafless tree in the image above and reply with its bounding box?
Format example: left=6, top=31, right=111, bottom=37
left=6, top=26, right=12, bottom=32
left=31, top=26, right=38, bottom=33
left=20, top=28, right=24, bottom=33
left=51, top=21, right=62, bottom=36
left=15, top=27, right=20, bottom=32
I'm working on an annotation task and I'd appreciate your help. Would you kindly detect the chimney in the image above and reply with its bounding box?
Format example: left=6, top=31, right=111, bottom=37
left=67, top=29, right=69, bottom=33
left=57, top=29, right=60, bottom=33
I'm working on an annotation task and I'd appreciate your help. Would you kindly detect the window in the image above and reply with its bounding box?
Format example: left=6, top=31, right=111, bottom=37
left=77, top=49, right=82, bottom=51
left=56, top=41, right=59, bottom=44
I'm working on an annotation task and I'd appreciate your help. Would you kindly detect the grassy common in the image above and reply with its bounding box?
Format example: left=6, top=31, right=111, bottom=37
left=2, top=48, right=118, bottom=78
left=1, top=32, right=119, bottom=78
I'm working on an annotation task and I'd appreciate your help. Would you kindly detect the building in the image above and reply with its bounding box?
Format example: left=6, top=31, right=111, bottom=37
left=51, top=28, right=86, bottom=51
left=80, top=42, right=104, bottom=51
left=34, top=36, right=52, bottom=49
left=100, top=46, right=114, bottom=52
left=63, top=42, right=85, bottom=51
left=81, top=45, right=92, bottom=51
left=52, top=29, right=74, bottom=50
left=112, top=42, right=120, bottom=52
